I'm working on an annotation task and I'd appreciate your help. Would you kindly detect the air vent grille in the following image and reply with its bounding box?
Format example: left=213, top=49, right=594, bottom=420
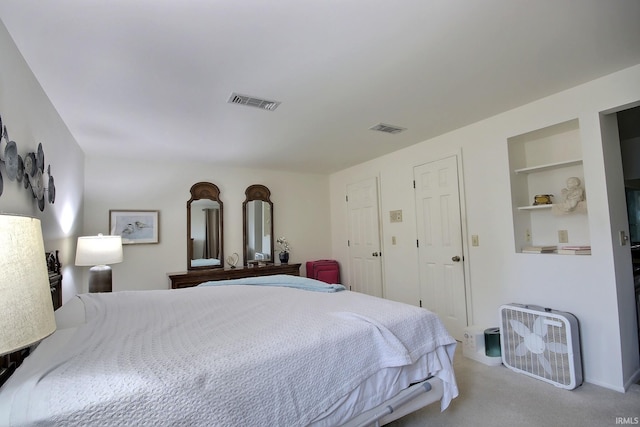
left=228, top=93, right=281, bottom=111
left=370, top=123, right=406, bottom=134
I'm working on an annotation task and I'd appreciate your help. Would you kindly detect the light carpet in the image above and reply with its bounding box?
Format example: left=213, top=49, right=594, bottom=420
left=387, top=346, right=640, bottom=427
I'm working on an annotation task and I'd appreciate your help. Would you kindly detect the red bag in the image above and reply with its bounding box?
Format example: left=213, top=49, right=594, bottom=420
left=306, top=260, right=341, bottom=284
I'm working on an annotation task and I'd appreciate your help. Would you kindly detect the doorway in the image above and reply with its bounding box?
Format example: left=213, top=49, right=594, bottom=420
left=617, top=105, right=640, bottom=352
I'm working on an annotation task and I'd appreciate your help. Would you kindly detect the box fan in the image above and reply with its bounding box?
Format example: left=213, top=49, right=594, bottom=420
left=499, top=304, right=582, bottom=390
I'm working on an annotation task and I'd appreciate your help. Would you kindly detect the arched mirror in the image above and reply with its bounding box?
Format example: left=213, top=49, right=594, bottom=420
left=187, top=182, right=224, bottom=270
left=243, top=184, right=273, bottom=266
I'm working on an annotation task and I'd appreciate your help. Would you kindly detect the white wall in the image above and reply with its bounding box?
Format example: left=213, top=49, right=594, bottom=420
left=330, top=65, right=640, bottom=391
left=82, top=155, right=331, bottom=292
left=0, top=21, right=85, bottom=304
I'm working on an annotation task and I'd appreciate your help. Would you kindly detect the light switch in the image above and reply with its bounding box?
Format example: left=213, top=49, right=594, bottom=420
left=390, top=210, right=403, bottom=223
left=471, top=235, right=479, bottom=246
left=392, top=236, right=397, bottom=245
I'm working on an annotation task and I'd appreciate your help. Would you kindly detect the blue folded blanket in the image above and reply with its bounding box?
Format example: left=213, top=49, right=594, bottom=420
left=198, top=274, right=345, bottom=293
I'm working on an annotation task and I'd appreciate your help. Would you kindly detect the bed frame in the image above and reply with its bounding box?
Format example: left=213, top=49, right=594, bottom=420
left=341, top=377, right=443, bottom=426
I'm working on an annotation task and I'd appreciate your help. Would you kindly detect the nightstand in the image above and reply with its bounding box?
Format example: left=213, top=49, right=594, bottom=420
left=46, top=250, right=62, bottom=310
left=49, top=272, right=62, bottom=310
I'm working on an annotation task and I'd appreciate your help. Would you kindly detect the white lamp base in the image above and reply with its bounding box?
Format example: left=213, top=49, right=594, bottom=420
left=89, top=265, right=112, bottom=293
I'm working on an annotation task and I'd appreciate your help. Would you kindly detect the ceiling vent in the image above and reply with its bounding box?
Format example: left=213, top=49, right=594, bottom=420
left=228, top=93, right=281, bottom=111
left=369, top=123, right=406, bottom=134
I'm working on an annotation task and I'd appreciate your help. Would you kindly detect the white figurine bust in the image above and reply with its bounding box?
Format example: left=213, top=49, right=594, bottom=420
left=560, top=177, right=585, bottom=212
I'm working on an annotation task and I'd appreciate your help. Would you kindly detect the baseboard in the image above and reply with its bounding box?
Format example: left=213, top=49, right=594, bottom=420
left=623, top=367, right=640, bottom=391
left=585, top=377, right=627, bottom=393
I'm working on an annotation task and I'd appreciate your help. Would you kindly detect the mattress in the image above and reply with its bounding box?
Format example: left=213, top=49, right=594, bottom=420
left=0, top=279, right=458, bottom=426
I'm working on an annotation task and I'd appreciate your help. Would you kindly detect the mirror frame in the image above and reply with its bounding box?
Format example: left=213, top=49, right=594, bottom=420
left=187, top=182, right=224, bottom=270
left=242, top=184, right=274, bottom=266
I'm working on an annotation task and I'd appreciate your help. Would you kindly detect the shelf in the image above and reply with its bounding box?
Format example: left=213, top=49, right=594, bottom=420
left=508, top=118, right=589, bottom=252
left=514, top=159, right=582, bottom=174
left=517, top=204, right=553, bottom=211
left=517, top=202, right=587, bottom=214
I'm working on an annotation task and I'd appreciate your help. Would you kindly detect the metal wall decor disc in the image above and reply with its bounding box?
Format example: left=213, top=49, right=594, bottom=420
left=0, top=169, right=3, bottom=197
left=38, top=195, right=45, bottom=211
left=16, top=155, right=24, bottom=182
left=24, top=173, right=30, bottom=189
left=24, top=152, right=36, bottom=177
left=34, top=169, right=44, bottom=200
left=3, top=126, right=8, bottom=142
left=4, top=140, right=19, bottom=180
left=37, top=142, right=44, bottom=172
left=48, top=175, right=56, bottom=203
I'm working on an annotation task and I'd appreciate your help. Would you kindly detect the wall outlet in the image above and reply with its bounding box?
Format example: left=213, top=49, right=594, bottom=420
left=390, top=210, right=403, bottom=223
left=558, top=229, right=569, bottom=243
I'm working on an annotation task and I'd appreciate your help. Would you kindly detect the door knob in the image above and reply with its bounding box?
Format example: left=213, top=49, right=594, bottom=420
left=452, top=256, right=461, bottom=262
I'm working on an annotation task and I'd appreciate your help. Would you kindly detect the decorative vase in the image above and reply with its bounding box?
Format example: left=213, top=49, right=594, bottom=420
left=279, top=252, right=289, bottom=264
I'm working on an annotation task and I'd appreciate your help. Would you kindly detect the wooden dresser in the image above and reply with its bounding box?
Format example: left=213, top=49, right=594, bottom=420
left=168, top=263, right=301, bottom=289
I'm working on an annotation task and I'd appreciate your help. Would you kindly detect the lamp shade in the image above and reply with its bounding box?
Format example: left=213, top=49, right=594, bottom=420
left=75, top=234, right=123, bottom=266
left=0, top=214, right=56, bottom=356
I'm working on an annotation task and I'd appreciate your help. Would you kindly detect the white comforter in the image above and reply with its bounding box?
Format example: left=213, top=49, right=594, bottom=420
left=1, top=285, right=457, bottom=426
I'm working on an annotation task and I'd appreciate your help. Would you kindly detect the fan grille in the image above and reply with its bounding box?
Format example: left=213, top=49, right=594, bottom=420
left=501, top=306, right=575, bottom=387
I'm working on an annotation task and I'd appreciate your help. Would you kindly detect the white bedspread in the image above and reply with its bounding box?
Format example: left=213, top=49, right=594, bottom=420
left=1, top=285, right=457, bottom=426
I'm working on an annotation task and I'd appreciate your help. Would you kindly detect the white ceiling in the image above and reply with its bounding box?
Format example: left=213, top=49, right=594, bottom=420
left=1, top=1, right=639, bottom=174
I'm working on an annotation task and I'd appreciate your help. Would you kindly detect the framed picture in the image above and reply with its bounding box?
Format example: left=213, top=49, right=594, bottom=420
left=109, top=210, right=159, bottom=244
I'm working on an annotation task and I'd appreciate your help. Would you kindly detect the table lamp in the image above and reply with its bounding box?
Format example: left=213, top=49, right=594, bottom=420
left=0, top=214, right=56, bottom=357
left=75, top=234, right=123, bottom=292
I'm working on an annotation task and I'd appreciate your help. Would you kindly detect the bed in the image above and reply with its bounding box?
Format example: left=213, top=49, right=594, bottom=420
left=0, top=275, right=458, bottom=426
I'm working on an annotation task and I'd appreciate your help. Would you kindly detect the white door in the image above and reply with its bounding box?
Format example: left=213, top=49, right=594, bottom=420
left=347, top=178, right=383, bottom=297
left=414, top=156, right=467, bottom=339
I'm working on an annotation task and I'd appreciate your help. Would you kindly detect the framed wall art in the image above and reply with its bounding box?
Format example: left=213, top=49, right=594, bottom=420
left=109, top=210, right=159, bottom=244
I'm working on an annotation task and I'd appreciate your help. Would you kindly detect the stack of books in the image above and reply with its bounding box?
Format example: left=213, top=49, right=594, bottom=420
left=521, top=245, right=557, bottom=254
left=557, top=245, right=591, bottom=255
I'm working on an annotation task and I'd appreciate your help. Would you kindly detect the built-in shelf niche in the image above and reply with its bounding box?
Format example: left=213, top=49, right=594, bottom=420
left=508, top=119, right=590, bottom=254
